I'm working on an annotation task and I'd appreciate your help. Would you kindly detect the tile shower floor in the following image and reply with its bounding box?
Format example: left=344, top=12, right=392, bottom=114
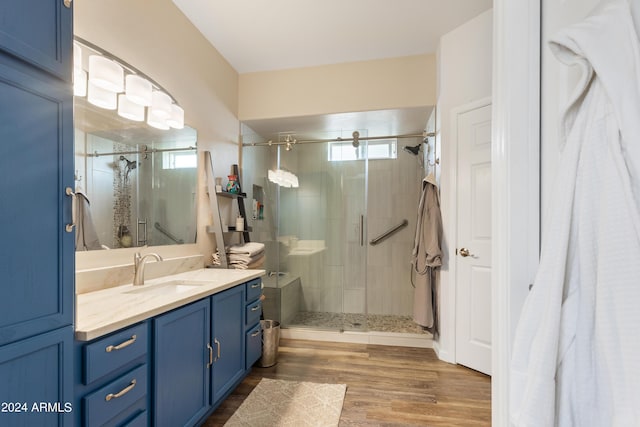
left=287, top=311, right=431, bottom=334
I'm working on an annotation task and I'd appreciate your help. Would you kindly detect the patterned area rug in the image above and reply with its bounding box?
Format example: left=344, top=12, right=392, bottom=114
left=224, top=378, right=347, bottom=427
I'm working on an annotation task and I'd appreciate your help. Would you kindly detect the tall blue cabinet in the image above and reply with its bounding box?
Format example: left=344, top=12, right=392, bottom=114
left=0, top=1, right=74, bottom=426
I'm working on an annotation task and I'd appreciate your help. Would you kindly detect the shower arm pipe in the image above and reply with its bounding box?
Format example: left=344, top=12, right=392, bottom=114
left=87, top=146, right=196, bottom=158
left=242, top=132, right=436, bottom=147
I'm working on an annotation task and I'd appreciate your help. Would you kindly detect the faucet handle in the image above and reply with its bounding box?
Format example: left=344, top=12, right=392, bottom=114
left=134, top=252, right=142, bottom=266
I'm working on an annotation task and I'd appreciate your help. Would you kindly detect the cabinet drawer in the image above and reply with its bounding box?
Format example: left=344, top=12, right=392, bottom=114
left=245, top=300, right=262, bottom=327
left=245, top=278, right=262, bottom=302
left=83, top=364, right=147, bottom=427
left=84, top=323, right=148, bottom=385
left=123, top=410, right=148, bottom=427
left=245, top=323, right=262, bottom=370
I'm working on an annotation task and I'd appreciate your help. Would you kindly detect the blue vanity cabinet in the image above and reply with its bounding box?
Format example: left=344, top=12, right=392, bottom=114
left=210, top=285, right=246, bottom=405
left=244, top=278, right=263, bottom=369
left=0, top=12, right=74, bottom=349
left=0, top=0, right=73, bottom=81
left=74, top=322, right=150, bottom=427
left=0, top=326, right=73, bottom=426
left=153, top=299, right=211, bottom=427
left=0, top=2, right=74, bottom=426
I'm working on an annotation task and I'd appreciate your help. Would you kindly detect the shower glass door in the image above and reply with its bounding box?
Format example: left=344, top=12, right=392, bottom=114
left=278, top=139, right=368, bottom=331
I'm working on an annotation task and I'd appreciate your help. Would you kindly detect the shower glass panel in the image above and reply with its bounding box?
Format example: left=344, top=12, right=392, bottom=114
left=275, top=140, right=368, bottom=332
left=241, top=129, right=425, bottom=335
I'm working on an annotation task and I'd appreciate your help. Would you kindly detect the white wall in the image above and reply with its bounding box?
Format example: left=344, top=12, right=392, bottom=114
left=436, top=9, right=493, bottom=361
left=74, top=0, right=241, bottom=270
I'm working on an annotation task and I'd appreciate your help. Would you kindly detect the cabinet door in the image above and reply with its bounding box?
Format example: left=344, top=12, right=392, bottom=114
left=0, top=0, right=73, bottom=80
left=211, top=286, right=245, bottom=404
left=153, top=300, right=211, bottom=427
left=0, top=326, right=73, bottom=427
left=0, top=57, right=74, bottom=346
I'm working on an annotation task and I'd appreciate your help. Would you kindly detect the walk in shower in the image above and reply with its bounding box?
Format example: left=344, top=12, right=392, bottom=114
left=242, top=128, right=430, bottom=335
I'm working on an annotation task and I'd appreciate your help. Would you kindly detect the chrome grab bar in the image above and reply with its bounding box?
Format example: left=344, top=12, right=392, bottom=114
left=154, top=222, right=184, bottom=244
left=369, top=219, right=408, bottom=246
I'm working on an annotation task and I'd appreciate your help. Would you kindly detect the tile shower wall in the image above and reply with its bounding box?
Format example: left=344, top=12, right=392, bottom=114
left=366, top=147, right=421, bottom=315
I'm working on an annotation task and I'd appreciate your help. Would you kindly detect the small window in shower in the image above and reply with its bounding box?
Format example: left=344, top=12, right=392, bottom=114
left=162, top=151, right=197, bottom=169
left=328, top=139, right=397, bottom=161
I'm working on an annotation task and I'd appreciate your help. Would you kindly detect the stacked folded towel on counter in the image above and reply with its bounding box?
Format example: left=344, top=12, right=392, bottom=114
left=226, top=242, right=265, bottom=269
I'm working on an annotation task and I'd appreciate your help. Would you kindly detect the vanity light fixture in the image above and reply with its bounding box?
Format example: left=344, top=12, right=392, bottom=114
left=74, top=37, right=185, bottom=131
left=117, top=94, right=145, bottom=121
left=167, top=104, right=185, bottom=129
left=125, top=74, right=153, bottom=106
left=87, top=81, right=117, bottom=110
left=88, top=55, right=124, bottom=92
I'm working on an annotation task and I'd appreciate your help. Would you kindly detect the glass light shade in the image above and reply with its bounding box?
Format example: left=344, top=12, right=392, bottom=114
left=167, top=104, right=185, bottom=129
left=151, top=91, right=172, bottom=119
left=87, top=81, right=117, bottom=109
left=73, top=41, right=82, bottom=68
left=74, top=67, right=87, bottom=97
left=117, top=94, right=144, bottom=121
left=125, top=75, right=152, bottom=106
left=147, top=107, right=170, bottom=130
left=89, top=55, right=124, bottom=92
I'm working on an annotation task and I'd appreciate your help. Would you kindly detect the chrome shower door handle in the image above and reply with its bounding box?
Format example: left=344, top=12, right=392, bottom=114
left=65, top=187, right=76, bottom=233
left=360, top=215, right=364, bottom=246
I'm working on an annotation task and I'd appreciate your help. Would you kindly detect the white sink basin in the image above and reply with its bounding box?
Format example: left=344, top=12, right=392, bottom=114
left=124, top=280, right=210, bottom=295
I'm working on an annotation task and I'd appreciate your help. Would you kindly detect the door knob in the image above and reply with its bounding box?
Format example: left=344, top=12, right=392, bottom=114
left=459, top=247, right=473, bottom=257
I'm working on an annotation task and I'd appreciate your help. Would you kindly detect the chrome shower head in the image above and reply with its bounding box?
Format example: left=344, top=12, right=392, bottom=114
left=403, top=144, right=421, bottom=156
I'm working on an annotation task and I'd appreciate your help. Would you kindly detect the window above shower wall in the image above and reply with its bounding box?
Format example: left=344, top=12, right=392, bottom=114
left=328, top=139, right=398, bottom=162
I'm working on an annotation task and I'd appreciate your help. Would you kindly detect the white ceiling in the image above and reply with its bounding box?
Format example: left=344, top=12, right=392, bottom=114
left=172, top=0, right=492, bottom=142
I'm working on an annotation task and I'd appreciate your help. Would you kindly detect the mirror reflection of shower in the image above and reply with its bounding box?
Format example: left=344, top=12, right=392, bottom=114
left=114, top=152, right=141, bottom=248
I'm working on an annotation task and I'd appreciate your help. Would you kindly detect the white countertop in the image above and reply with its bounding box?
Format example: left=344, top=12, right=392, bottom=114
left=75, top=268, right=265, bottom=341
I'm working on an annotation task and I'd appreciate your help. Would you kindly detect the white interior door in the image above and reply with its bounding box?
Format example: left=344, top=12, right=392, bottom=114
left=455, top=101, right=492, bottom=375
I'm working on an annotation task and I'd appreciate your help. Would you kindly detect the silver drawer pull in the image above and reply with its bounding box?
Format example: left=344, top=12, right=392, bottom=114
left=251, top=330, right=261, bottom=337
left=105, top=335, right=137, bottom=352
left=105, top=379, right=136, bottom=401
left=207, top=343, right=213, bottom=367
left=251, top=305, right=261, bottom=312
left=251, top=283, right=260, bottom=289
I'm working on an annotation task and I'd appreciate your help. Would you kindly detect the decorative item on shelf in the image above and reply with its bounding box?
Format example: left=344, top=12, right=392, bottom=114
left=118, top=225, right=133, bottom=248
left=236, top=216, right=245, bottom=232
left=215, top=177, right=223, bottom=193
left=227, top=175, right=240, bottom=194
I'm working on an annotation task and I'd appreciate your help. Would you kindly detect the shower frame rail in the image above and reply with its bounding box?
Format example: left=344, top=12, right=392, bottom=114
left=369, top=219, right=409, bottom=246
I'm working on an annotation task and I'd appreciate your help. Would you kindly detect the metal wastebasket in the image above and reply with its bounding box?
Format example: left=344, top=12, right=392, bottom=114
left=258, top=320, right=280, bottom=367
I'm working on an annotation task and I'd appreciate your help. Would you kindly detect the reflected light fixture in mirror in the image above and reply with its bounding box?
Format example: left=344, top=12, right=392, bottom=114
left=87, top=81, right=117, bottom=109
left=147, top=107, right=170, bottom=130
left=89, top=55, right=124, bottom=92
left=167, top=104, right=185, bottom=129
left=117, top=94, right=145, bottom=121
left=125, top=74, right=152, bottom=106
left=73, top=42, right=87, bottom=96
left=151, top=91, right=172, bottom=119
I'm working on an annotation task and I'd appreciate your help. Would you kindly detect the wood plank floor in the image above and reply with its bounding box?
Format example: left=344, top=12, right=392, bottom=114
left=203, top=339, right=491, bottom=426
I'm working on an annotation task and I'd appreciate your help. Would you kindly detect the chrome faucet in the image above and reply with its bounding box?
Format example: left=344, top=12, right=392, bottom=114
left=133, top=252, right=163, bottom=286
